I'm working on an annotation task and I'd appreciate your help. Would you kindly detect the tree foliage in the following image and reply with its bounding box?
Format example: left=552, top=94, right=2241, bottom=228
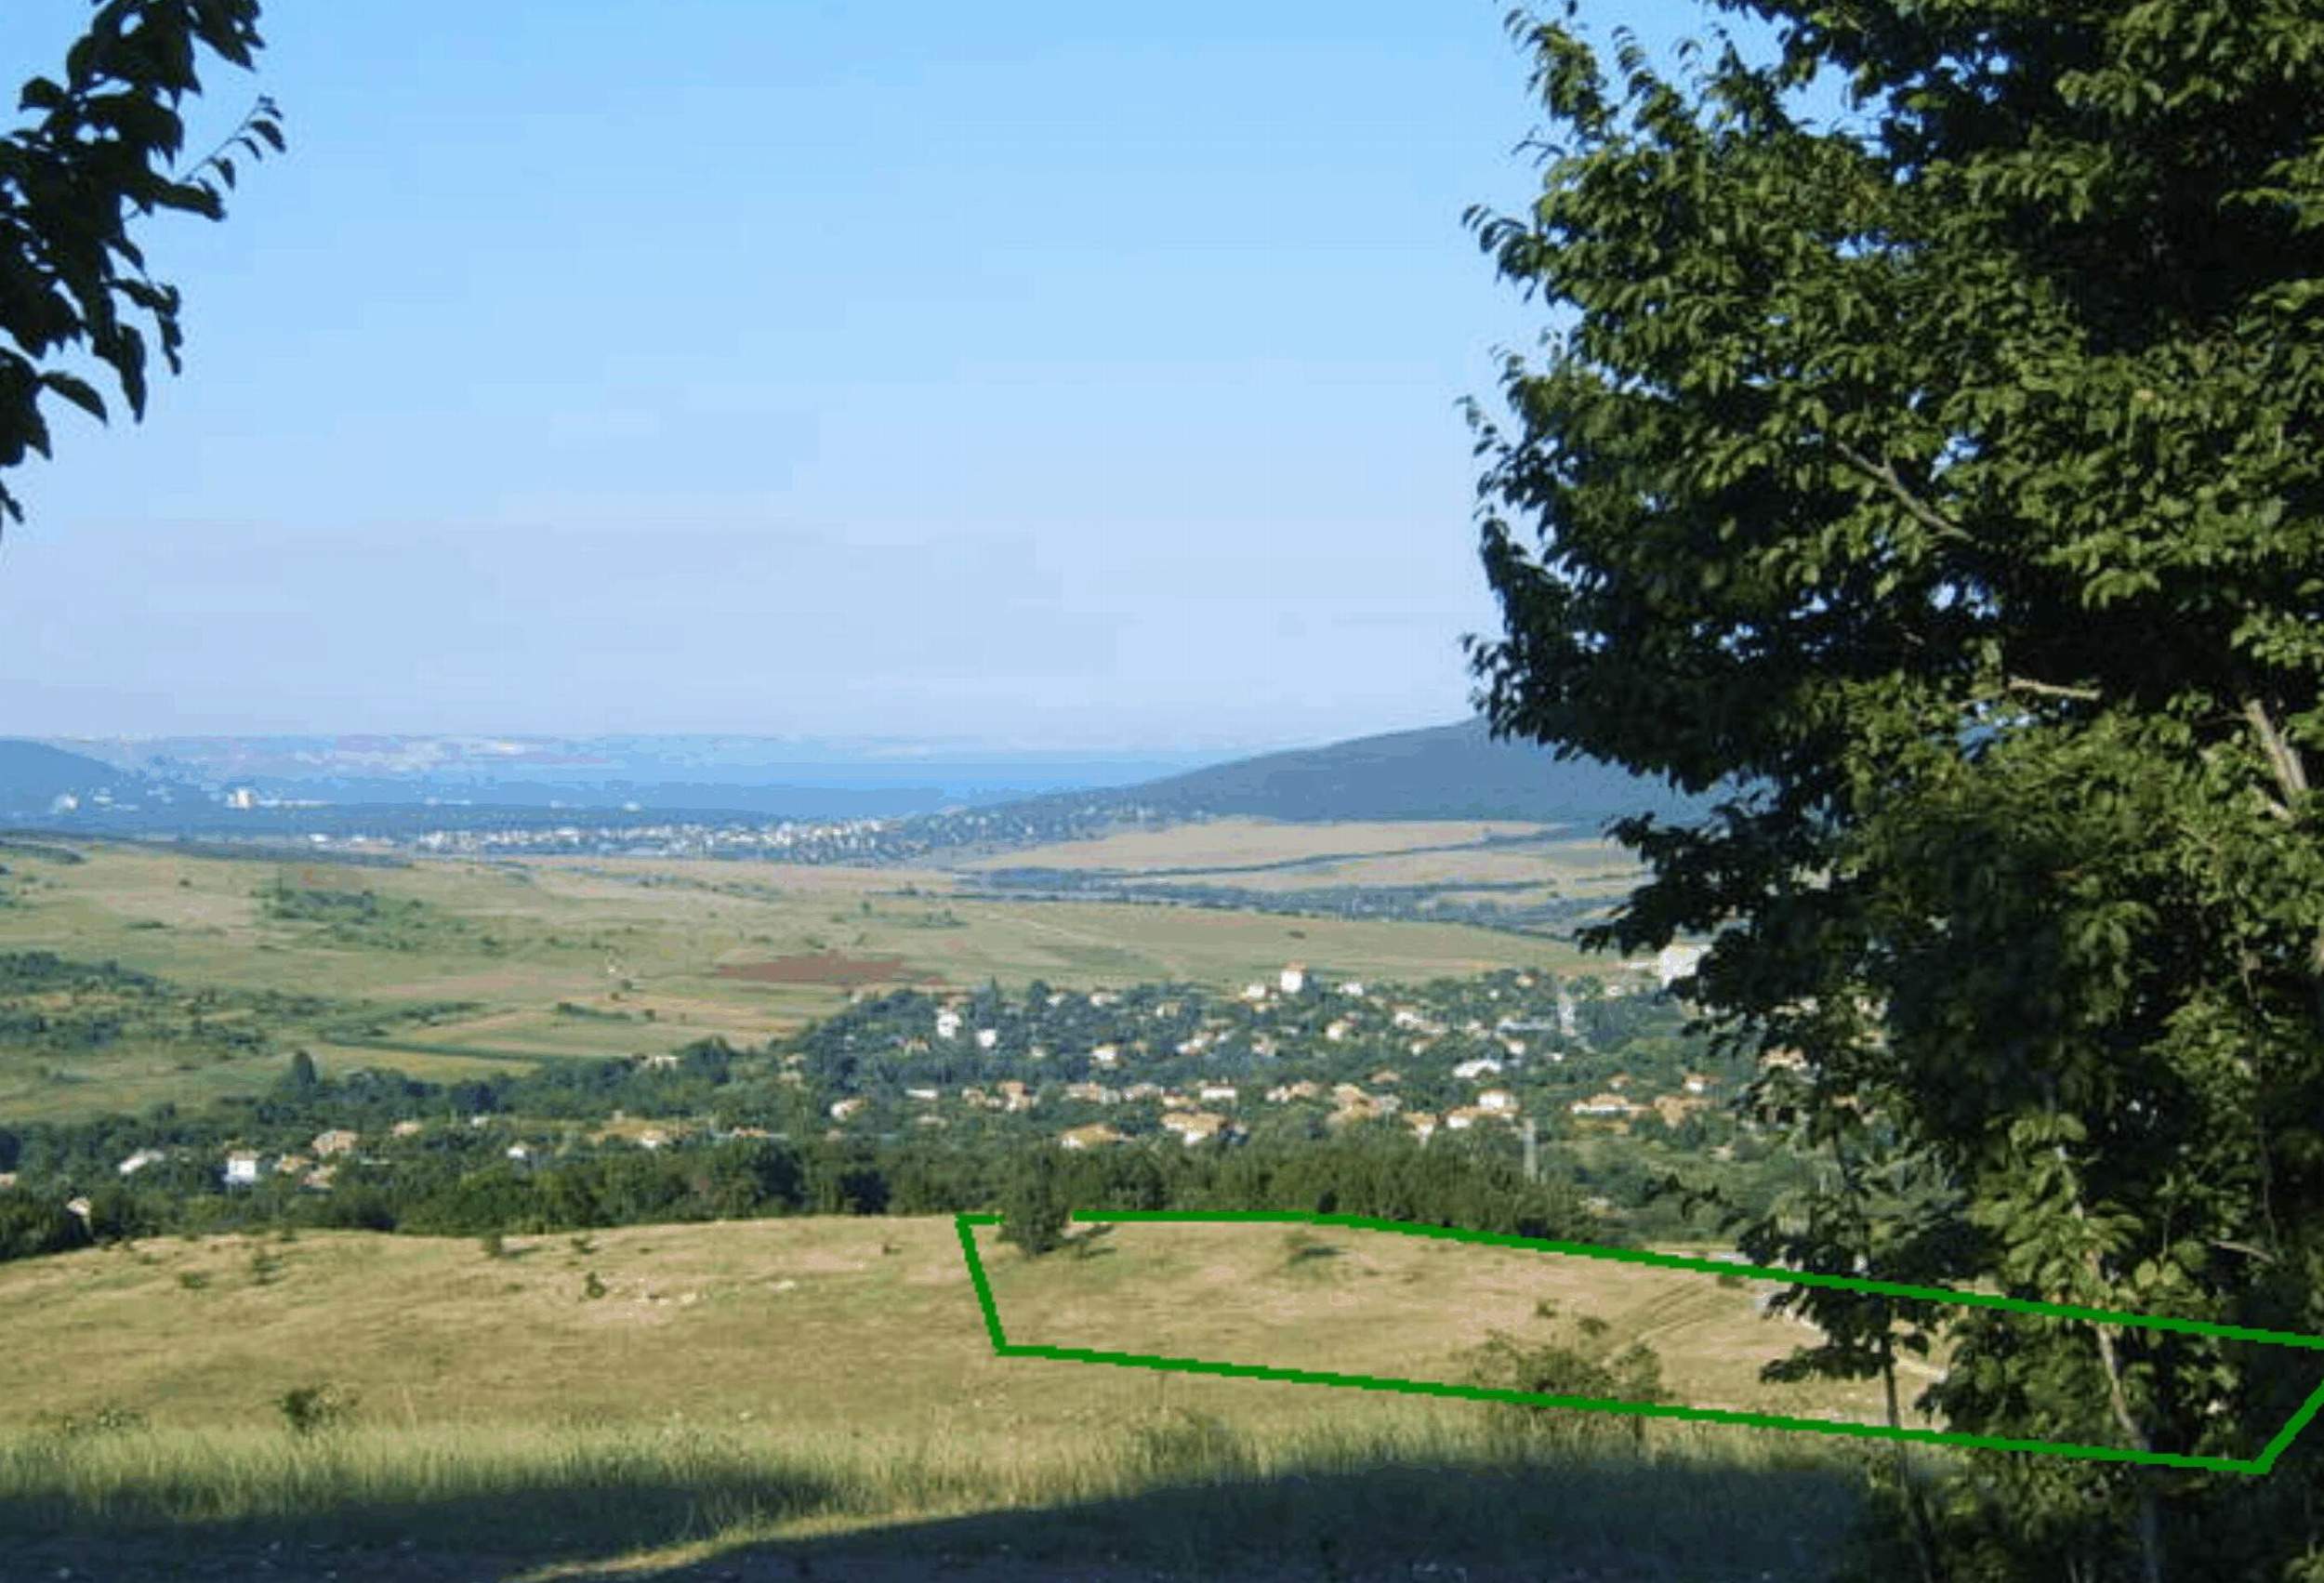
left=1468, top=3, right=2324, bottom=1576
left=1, top=0, right=283, bottom=527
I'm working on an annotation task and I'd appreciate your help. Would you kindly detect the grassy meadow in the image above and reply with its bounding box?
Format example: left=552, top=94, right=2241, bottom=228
left=0, top=1215, right=1882, bottom=1579
left=0, top=833, right=1602, bottom=1121
left=959, top=817, right=1643, bottom=909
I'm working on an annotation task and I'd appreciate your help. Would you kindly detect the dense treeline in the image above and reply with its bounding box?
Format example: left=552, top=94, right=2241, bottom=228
left=3, top=1099, right=1596, bottom=1256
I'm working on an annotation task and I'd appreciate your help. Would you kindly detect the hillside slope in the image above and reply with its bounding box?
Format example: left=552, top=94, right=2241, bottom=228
left=0, top=740, right=190, bottom=817
left=1113, top=719, right=1707, bottom=824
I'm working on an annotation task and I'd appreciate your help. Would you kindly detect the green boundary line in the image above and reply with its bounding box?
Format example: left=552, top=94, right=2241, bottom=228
left=953, top=1209, right=2324, bottom=1475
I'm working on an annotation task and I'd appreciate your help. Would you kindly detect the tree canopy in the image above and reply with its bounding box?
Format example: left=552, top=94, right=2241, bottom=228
left=1468, top=3, right=2324, bottom=1577
left=1, top=0, right=282, bottom=528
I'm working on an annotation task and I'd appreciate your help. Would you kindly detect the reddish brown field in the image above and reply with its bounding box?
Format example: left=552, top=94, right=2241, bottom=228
left=714, top=950, right=944, bottom=986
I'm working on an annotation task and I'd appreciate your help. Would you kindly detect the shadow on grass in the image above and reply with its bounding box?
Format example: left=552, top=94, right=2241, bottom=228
left=0, top=1445, right=1867, bottom=1582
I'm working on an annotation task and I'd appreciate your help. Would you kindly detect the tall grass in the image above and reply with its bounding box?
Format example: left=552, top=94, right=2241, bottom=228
left=0, top=1406, right=1869, bottom=1571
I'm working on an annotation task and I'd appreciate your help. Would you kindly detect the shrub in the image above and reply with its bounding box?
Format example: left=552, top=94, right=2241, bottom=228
left=277, top=1384, right=357, bottom=1436
left=582, top=1271, right=606, bottom=1300
left=1460, top=1313, right=1667, bottom=1453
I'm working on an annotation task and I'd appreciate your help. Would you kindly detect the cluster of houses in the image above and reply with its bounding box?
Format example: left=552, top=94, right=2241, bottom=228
left=29, top=954, right=1734, bottom=1196
left=850, top=956, right=1726, bottom=1152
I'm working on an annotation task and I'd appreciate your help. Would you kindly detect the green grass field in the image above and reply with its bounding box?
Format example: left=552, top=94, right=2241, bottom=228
left=0, top=1216, right=1879, bottom=1580
left=0, top=838, right=1604, bottom=1121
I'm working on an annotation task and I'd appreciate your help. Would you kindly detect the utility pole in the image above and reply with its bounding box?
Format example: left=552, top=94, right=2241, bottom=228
left=1523, top=1117, right=1539, bottom=1183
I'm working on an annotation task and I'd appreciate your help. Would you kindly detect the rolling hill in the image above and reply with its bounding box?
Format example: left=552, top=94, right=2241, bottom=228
left=0, top=740, right=193, bottom=818
left=1104, top=719, right=1708, bottom=824
left=874, top=719, right=1711, bottom=861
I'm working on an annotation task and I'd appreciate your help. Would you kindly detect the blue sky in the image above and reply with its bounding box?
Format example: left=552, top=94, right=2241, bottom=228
left=0, top=1, right=1734, bottom=752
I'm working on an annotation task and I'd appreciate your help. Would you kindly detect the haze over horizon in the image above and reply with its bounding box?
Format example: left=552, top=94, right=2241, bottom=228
left=0, top=0, right=1725, bottom=750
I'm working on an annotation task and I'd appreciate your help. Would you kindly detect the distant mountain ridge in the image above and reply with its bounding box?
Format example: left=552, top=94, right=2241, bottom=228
left=863, top=720, right=1710, bottom=862
left=0, top=742, right=192, bottom=817
left=1, top=720, right=1705, bottom=845
left=46, top=733, right=1230, bottom=815
left=1100, top=719, right=1705, bottom=824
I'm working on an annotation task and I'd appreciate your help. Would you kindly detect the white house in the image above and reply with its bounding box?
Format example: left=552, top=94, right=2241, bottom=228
left=975, top=1027, right=1000, bottom=1050
left=905, top=1087, right=941, bottom=1102
left=935, top=1009, right=963, bottom=1040
left=1476, top=1088, right=1519, bottom=1115
left=117, top=1149, right=166, bottom=1177
left=1656, top=943, right=1710, bottom=989
left=1339, top=981, right=1367, bottom=998
left=221, top=1152, right=264, bottom=1186
left=1452, top=1057, right=1504, bottom=1081
left=1161, top=1111, right=1229, bottom=1145
left=1089, top=1044, right=1121, bottom=1068
left=1197, top=1083, right=1238, bottom=1104
left=1278, top=964, right=1307, bottom=995
left=829, top=1097, right=868, bottom=1121
left=1242, top=983, right=1270, bottom=1003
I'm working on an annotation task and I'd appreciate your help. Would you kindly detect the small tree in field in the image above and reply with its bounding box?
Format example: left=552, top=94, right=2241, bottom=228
left=998, top=1146, right=1069, bottom=1258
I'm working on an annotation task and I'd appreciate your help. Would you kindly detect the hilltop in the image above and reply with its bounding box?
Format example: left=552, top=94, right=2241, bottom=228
left=846, top=721, right=1710, bottom=864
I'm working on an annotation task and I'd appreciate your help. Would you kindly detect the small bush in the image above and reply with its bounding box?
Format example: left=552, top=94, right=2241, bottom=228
left=277, top=1384, right=358, bottom=1437
left=582, top=1271, right=607, bottom=1300
left=479, top=1232, right=507, bottom=1260
left=177, top=1271, right=208, bottom=1291
left=1461, top=1315, right=1668, bottom=1453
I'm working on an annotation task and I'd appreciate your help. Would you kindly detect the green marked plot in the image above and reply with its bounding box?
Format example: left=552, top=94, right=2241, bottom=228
left=955, top=1210, right=2324, bottom=1474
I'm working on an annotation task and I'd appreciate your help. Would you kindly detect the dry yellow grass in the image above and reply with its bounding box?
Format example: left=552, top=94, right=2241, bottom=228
left=0, top=1216, right=1920, bottom=1441
left=0, top=1216, right=1886, bottom=1577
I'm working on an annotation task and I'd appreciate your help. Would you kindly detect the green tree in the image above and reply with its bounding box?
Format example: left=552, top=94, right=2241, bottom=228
left=287, top=1048, right=317, bottom=1089
left=1467, top=5, right=2324, bottom=1578
left=997, top=1144, right=1069, bottom=1258
left=3, top=1, right=284, bottom=527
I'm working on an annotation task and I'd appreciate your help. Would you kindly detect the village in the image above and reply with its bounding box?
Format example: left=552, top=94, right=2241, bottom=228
left=6, top=944, right=1755, bottom=1224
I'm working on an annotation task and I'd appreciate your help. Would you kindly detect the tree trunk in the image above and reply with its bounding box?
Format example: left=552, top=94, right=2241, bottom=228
left=1881, top=1340, right=1947, bottom=1583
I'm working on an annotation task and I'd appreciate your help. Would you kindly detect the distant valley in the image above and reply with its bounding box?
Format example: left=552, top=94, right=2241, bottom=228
left=6, top=721, right=1709, bottom=864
